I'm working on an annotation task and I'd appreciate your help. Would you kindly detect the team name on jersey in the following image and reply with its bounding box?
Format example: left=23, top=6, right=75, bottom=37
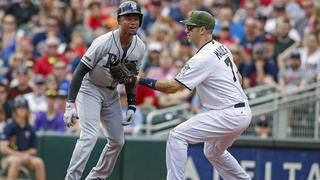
left=102, top=52, right=138, bottom=68
left=214, top=45, right=229, bottom=60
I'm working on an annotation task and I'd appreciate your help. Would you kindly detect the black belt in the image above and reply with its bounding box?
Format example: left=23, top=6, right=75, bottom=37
left=234, top=102, right=245, bottom=108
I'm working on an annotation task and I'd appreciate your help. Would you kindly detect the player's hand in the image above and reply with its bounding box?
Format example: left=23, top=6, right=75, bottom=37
left=122, top=105, right=136, bottom=126
left=64, top=102, right=79, bottom=128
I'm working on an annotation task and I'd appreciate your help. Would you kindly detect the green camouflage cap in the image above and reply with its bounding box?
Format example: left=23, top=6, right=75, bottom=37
left=180, top=10, right=215, bottom=30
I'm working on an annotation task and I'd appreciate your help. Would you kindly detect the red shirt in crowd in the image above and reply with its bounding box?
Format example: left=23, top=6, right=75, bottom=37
left=88, top=14, right=110, bottom=30
left=136, top=85, right=160, bottom=108
left=35, top=54, right=70, bottom=77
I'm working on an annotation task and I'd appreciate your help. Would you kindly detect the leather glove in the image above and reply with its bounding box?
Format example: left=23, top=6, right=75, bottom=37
left=122, top=105, right=136, bottom=126
left=64, top=102, right=79, bottom=128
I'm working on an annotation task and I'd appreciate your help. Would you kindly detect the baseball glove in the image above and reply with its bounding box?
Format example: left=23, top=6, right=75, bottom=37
left=110, top=61, right=138, bottom=85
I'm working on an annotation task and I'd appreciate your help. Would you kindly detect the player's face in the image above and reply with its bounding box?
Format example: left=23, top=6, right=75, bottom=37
left=185, top=25, right=201, bottom=44
left=119, top=14, right=140, bottom=36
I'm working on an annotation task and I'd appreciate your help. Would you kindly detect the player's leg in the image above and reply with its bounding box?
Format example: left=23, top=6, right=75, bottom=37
left=203, top=107, right=252, bottom=179
left=85, top=98, right=124, bottom=180
left=65, top=91, right=102, bottom=180
left=166, top=106, right=251, bottom=180
left=166, top=112, right=211, bottom=180
left=205, top=149, right=250, bottom=180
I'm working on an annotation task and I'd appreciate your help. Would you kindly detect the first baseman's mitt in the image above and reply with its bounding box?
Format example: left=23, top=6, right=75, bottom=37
left=110, top=61, right=138, bottom=86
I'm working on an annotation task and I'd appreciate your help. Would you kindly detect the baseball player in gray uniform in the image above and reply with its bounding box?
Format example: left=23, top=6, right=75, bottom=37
left=137, top=11, right=252, bottom=180
left=63, top=1, right=145, bottom=180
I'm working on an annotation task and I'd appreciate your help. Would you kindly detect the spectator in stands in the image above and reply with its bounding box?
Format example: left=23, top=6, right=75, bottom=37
left=167, top=0, right=192, bottom=25
left=305, top=4, right=320, bottom=36
left=218, top=21, right=239, bottom=48
left=262, top=34, right=278, bottom=74
left=146, top=49, right=178, bottom=101
left=277, top=50, right=311, bottom=94
left=214, top=5, right=245, bottom=42
left=233, top=0, right=259, bottom=25
left=4, top=0, right=39, bottom=27
left=67, top=0, right=86, bottom=28
left=141, top=0, right=164, bottom=37
left=273, top=17, right=296, bottom=61
left=299, top=32, right=320, bottom=81
left=172, top=37, right=194, bottom=62
left=34, top=36, right=70, bottom=77
left=0, top=95, right=46, bottom=180
left=0, top=14, right=18, bottom=65
left=24, top=74, right=47, bottom=124
left=0, top=83, right=12, bottom=120
left=136, top=85, right=159, bottom=109
left=240, top=17, right=263, bottom=59
left=209, top=1, right=225, bottom=18
left=52, top=60, right=71, bottom=94
left=45, top=74, right=59, bottom=92
left=254, top=115, right=272, bottom=139
left=38, top=0, right=58, bottom=22
left=190, top=0, right=211, bottom=14
left=142, top=41, right=162, bottom=72
left=64, top=30, right=87, bottom=63
left=56, top=89, right=68, bottom=114
left=7, top=65, right=32, bottom=101
left=265, top=2, right=289, bottom=35
left=15, top=37, right=35, bottom=63
left=85, top=1, right=113, bottom=30
left=32, top=15, right=67, bottom=57
left=242, top=43, right=277, bottom=89
left=53, top=1, right=74, bottom=43
left=146, top=49, right=178, bottom=80
left=229, top=44, right=245, bottom=74
left=255, top=13, right=269, bottom=37
left=149, top=17, right=178, bottom=51
left=0, top=0, right=9, bottom=15
left=3, top=51, right=26, bottom=86
left=33, top=89, right=66, bottom=133
left=157, top=59, right=193, bottom=108
left=295, top=0, right=314, bottom=37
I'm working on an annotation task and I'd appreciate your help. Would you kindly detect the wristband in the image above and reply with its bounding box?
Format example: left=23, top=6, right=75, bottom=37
left=139, top=78, right=157, bottom=89
left=128, top=105, right=136, bottom=112
left=127, top=93, right=136, bottom=105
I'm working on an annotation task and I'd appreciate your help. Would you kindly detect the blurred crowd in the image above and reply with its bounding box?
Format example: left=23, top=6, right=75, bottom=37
left=0, top=0, right=319, bottom=136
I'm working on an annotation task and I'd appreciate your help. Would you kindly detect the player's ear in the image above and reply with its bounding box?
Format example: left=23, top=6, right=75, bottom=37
left=117, top=17, right=120, bottom=25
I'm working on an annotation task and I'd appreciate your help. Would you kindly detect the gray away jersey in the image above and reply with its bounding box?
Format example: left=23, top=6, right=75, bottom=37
left=81, top=29, right=145, bottom=87
left=175, top=40, right=248, bottom=110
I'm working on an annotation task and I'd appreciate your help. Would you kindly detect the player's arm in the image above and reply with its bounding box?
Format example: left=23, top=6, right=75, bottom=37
left=125, top=84, right=137, bottom=106
left=67, top=62, right=90, bottom=102
left=136, top=76, right=185, bottom=93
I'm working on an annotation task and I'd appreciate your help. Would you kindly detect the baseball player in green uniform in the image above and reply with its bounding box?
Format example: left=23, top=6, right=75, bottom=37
left=63, top=1, right=145, bottom=179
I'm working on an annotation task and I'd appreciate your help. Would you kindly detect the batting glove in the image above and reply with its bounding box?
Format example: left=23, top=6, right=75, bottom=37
left=64, top=102, right=79, bottom=128
left=122, top=105, right=136, bottom=126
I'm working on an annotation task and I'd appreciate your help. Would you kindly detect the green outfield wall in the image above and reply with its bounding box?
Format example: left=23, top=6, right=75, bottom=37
left=34, top=134, right=320, bottom=180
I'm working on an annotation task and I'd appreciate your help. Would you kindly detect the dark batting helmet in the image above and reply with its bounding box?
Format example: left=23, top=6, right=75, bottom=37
left=117, top=1, right=143, bottom=26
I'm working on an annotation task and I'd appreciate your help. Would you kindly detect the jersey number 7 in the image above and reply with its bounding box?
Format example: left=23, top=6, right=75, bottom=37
left=224, top=57, right=237, bottom=82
